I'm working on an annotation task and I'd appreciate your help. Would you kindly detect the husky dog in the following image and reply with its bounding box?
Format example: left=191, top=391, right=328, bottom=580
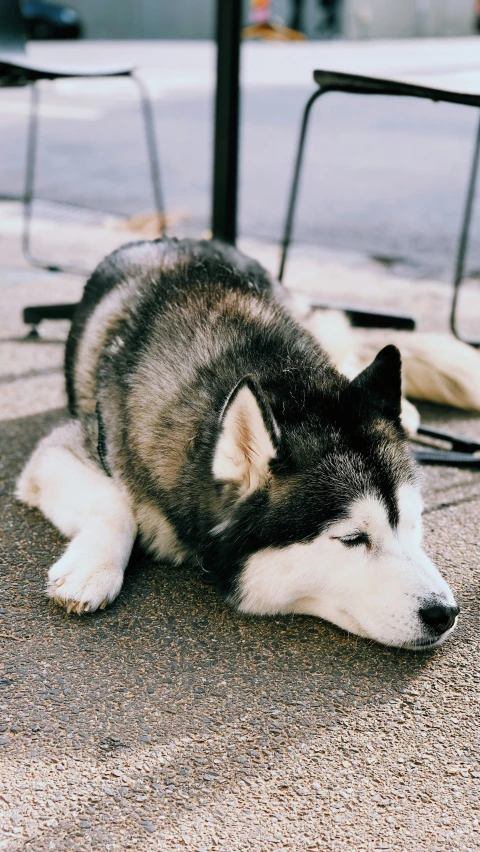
left=16, top=238, right=459, bottom=649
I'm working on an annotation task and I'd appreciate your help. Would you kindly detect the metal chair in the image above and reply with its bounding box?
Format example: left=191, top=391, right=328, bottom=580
left=279, top=69, right=480, bottom=347
left=0, top=0, right=165, bottom=334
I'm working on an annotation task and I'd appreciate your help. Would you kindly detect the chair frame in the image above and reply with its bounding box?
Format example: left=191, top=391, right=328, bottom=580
left=279, top=82, right=480, bottom=347
left=22, top=72, right=165, bottom=276
left=0, top=0, right=166, bottom=333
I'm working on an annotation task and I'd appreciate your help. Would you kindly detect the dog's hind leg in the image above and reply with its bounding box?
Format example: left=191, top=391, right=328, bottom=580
left=16, top=421, right=137, bottom=614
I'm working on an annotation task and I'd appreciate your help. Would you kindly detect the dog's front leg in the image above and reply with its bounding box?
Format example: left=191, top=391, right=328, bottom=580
left=16, top=421, right=137, bottom=614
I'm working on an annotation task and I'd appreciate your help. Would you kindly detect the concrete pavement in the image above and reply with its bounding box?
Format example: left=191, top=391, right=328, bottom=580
left=0, top=205, right=479, bottom=850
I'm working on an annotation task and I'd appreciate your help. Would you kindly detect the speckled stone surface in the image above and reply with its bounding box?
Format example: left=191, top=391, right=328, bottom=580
left=1, top=216, right=479, bottom=851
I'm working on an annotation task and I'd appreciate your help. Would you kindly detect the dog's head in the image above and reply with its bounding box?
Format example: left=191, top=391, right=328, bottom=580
left=209, top=345, right=458, bottom=650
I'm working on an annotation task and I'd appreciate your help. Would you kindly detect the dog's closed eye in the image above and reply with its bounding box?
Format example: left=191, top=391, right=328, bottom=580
left=332, top=532, right=372, bottom=550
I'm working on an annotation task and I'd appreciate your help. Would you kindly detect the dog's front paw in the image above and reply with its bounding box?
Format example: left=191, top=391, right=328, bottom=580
left=46, top=544, right=124, bottom=614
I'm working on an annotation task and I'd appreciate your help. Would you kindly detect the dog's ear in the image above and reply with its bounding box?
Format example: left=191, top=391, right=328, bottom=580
left=349, top=345, right=402, bottom=422
left=213, top=377, right=279, bottom=495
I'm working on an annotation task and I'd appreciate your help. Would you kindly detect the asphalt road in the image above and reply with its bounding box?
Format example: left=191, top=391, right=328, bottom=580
left=0, top=79, right=479, bottom=280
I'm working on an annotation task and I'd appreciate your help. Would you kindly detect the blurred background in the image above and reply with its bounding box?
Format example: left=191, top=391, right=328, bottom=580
left=29, top=0, right=477, bottom=41
left=2, top=0, right=480, bottom=286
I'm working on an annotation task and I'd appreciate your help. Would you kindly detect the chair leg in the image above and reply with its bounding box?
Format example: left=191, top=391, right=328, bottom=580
left=21, top=72, right=167, bottom=336
left=450, top=110, right=480, bottom=347
left=21, top=82, right=83, bottom=337
left=22, top=82, right=46, bottom=269
left=277, top=86, right=416, bottom=332
left=22, top=81, right=86, bottom=275
left=278, top=88, right=325, bottom=282
left=131, top=73, right=167, bottom=236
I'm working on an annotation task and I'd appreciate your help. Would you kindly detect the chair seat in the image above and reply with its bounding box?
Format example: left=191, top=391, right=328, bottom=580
left=0, top=51, right=134, bottom=85
left=313, top=69, right=480, bottom=109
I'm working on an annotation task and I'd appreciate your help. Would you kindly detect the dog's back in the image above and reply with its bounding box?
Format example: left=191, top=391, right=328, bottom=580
left=65, top=237, right=276, bottom=417
left=67, top=239, right=339, bottom=534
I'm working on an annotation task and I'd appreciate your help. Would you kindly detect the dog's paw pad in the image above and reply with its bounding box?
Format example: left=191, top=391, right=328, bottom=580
left=46, top=551, right=124, bottom=614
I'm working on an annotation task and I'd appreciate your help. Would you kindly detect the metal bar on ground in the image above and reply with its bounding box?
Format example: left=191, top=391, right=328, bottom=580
left=307, top=304, right=415, bottom=330
left=23, top=304, right=77, bottom=325
left=413, top=449, right=480, bottom=467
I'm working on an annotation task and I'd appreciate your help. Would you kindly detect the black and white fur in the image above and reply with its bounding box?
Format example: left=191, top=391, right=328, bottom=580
left=16, top=239, right=458, bottom=649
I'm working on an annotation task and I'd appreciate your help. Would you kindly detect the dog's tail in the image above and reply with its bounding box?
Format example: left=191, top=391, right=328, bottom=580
left=292, top=303, right=360, bottom=379
left=297, top=303, right=480, bottom=412
left=357, top=333, right=480, bottom=412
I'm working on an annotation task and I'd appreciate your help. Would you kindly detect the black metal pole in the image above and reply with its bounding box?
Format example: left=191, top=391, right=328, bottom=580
left=211, top=0, right=241, bottom=244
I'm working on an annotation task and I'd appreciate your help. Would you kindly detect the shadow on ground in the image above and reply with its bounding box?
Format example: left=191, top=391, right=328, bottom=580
left=1, top=407, right=479, bottom=851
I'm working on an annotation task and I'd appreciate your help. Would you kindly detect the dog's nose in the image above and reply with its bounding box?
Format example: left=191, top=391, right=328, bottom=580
left=419, top=603, right=459, bottom=635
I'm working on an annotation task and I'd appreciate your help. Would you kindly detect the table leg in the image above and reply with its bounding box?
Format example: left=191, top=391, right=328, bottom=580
left=211, top=0, right=242, bottom=245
